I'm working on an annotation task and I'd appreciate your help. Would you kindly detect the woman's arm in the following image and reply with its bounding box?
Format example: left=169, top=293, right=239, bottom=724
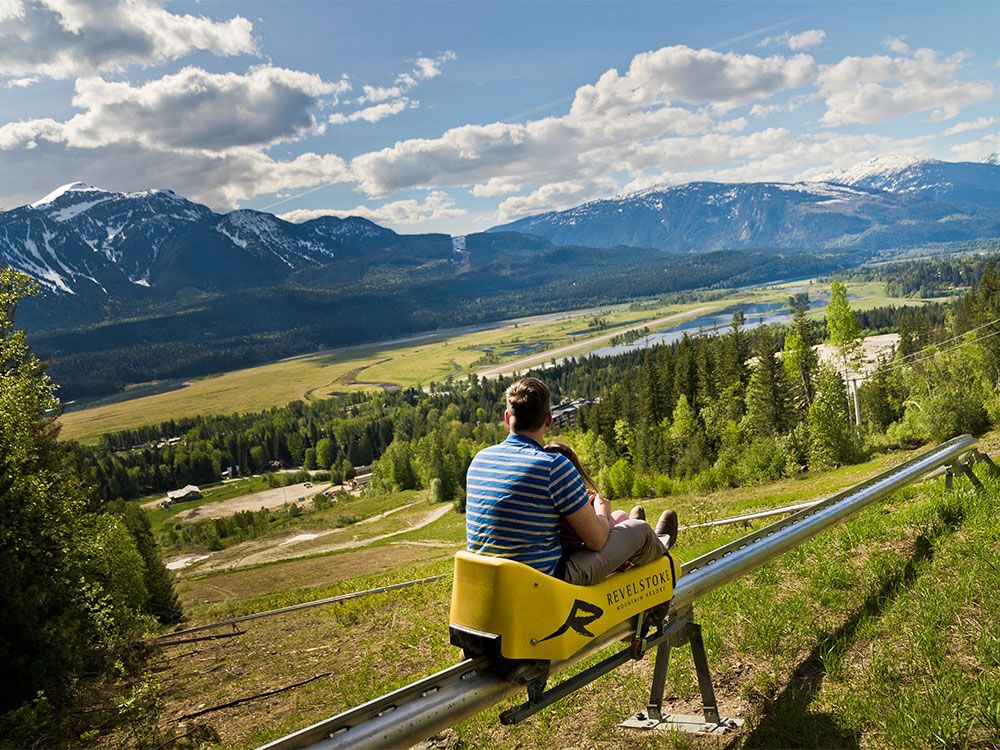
left=565, top=492, right=611, bottom=550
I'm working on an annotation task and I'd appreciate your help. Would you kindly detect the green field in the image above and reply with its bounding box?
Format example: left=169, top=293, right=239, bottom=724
left=58, top=280, right=939, bottom=443
left=145, top=437, right=1000, bottom=749
left=58, top=296, right=733, bottom=442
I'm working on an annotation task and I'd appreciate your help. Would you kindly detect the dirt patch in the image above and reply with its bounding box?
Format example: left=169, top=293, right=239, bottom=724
left=171, top=504, right=451, bottom=576
left=172, top=481, right=331, bottom=523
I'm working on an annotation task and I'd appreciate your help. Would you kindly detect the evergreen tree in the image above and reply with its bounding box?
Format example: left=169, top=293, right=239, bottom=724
left=115, top=502, right=184, bottom=624
left=669, top=394, right=708, bottom=477
left=743, top=327, right=793, bottom=438
left=782, top=300, right=818, bottom=406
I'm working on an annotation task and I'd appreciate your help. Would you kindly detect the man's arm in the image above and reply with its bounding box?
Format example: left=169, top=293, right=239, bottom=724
left=565, top=493, right=611, bottom=550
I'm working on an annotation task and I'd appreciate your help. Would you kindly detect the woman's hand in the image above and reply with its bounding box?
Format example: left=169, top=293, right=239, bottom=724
left=592, top=492, right=612, bottom=521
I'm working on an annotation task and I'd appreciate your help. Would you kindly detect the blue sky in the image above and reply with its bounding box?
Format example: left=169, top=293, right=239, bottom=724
left=1, top=1, right=998, bottom=234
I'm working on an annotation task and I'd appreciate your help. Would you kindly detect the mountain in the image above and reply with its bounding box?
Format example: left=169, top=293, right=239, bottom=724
left=0, top=182, right=402, bottom=298
left=6, top=159, right=1000, bottom=402
left=830, top=155, right=1000, bottom=208
left=489, top=157, right=1000, bottom=252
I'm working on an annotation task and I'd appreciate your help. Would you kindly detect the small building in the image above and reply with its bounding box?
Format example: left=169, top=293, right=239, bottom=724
left=551, top=398, right=593, bottom=429
left=346, top=472, right=372, bottom=491
left=164, top=485, right=202, bottom=505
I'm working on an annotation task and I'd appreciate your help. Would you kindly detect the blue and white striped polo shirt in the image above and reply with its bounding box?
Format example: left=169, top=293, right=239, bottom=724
left=466, top=433, right=590, bottom=575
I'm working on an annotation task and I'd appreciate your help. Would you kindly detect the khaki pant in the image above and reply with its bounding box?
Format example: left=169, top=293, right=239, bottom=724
left=560, top=519, right=669, bottom=586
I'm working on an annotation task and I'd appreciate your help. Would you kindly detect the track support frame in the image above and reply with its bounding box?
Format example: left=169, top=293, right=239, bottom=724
left=620, top=607, right=742, bottom=735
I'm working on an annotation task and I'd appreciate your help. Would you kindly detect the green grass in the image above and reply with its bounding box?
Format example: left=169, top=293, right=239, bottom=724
left=60, top=297, right=724, bottom=442
left=152, top=449, right=999, bottom=750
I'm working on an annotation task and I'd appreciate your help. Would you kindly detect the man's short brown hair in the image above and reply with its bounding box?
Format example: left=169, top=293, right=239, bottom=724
left=505, top=377, right=551, bottom=431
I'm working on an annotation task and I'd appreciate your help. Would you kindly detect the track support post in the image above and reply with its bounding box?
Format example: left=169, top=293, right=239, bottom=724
left=621, top=608, right=742, bottom=735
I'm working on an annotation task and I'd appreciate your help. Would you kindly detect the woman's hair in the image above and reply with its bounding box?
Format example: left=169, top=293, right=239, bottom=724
left=544, top=441, right=596, bottom=491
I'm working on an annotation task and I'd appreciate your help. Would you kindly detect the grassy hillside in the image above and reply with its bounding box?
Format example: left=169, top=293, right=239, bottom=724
left=142, top=441, right=999, bottom=749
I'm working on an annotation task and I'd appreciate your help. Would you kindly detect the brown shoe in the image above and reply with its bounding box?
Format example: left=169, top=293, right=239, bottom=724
left=629, top=504, right=646, bottom=521
left=655, top=510, right=679, bottom=549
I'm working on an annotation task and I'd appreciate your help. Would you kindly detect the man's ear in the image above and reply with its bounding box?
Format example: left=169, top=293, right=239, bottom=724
left=504, top=410, right=512, bottom=427
left=545, top=411, right=553, bottom=427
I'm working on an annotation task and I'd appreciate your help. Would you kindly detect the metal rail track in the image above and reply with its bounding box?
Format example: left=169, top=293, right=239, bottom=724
left=152, top=575, right=448, bottom=643
left=261, top=434, right=978, bottom=750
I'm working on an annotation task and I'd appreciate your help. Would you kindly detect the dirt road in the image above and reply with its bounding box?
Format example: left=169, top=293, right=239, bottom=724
left=476, top=305, right=717, bottom=379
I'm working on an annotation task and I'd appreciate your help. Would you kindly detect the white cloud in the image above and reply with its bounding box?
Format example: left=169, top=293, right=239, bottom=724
left=356, top=84, right=403, bottom=105
left=942, top=117, right=997, bottom=136
left=350, top=103, right=711, bottom=197
left=951, top=133, right=1000, bottom=162
left=749, top=96, right=811, bottom=118
left=0, top=0, right=23, bottom=22
left=818, top=48, right=994, bottom=125
left=413, top=51, right=456, bottom=80
left=329, top=98, right=414, bottom=125
left=279, top=190, right=466, bottom=226
left=0, top=118, right=63, bottom=150
left=0, top=117, right=350, bottom=210
left=716, top=117, right=748, bottom=133
left=496, top=178, right=618, bottom=222
left=570, top=45, right=814, bottom=117
left=883, top=36, right=910, bottom=54
left=348, top=44, right=816, bottom=197
left=788, top=30, right=826, bottom=50
left=0, top=0, right=256, bottom=80
left=760, top=29, right=826, bottom=51
left=60, top=66, right=348, bottom=152
left=337, top=50, right=456, bottom=124
left=471, top=178, right=524, bottom=197
left=3, top=76, right=37, bottom=88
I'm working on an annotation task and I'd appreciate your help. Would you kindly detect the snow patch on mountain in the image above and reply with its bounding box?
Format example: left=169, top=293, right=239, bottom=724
left=828, top=155, right=933, bottom=186
left=31, top=181, right=97, bottom=207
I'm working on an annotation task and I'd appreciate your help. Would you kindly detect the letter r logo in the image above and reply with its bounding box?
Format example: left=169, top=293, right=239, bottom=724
left=538, top=599, right=604, bottom=642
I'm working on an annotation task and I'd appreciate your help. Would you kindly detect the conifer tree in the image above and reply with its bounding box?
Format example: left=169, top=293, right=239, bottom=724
left=742, top=327, right=793, bottom=438
left=782, top=300, right=818, bottom=406
left=669, top=394, right=708, bottom=477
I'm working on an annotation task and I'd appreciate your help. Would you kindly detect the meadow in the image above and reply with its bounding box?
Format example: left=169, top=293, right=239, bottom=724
left=145, top=436, right=1000, bottom=749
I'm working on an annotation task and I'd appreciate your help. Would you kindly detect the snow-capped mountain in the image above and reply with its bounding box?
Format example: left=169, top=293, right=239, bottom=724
left=0, top=182, right=397, bottom=296
left=828, top=155, right=1000, bottom=208
left=490, top=157, right=1000, bottom=252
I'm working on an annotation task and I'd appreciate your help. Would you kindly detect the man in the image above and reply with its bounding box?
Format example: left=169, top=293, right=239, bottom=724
left=465, top=377, right=678, bottom=586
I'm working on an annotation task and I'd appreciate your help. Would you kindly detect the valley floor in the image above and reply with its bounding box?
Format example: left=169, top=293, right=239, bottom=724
left=60, top=279, right=925, bottom=443
left=140, top=436, right=1000, bottom=749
